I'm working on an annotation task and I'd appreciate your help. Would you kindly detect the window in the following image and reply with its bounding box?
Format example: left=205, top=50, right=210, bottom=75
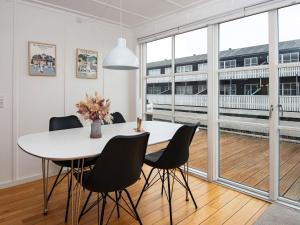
left=148, top=68, right=161, bottom=75
left=147, top=86, right=161, bottom=94
left=219, top=60, right=236, bottom=69
left=176, top=65, right=193, bottom=73
left=220, top=84, right=236, bottom=95
left=244, top=57, right=258, bottom=66
left=175, top=85, right=193, bottom=95
left=244, top=84, right=259, bottom=95
left=197, top=84, right=207, bottom=94
left=164, top=67, right=172, bottom=74
left=280, top=82, right=297, bottom=95
left=279, top=52, right=299, bottom=64
left=198, top=63, right=207, bottom=71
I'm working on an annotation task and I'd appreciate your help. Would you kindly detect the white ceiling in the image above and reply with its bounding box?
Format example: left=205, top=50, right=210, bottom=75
left=23, top=0, right=212, bottom=27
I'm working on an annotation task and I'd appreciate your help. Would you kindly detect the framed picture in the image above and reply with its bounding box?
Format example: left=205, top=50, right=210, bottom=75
left=76, top=49, right=98, bottom=79
left=28, top=42, right=56, bottom=76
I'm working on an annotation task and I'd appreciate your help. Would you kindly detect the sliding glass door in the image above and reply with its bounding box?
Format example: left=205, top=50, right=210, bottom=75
left=278, top=5, right=300, bottom=205
left=174, top=28, right=208, bottom=173
left=141, top=2, right=300, bottom=208
left=143, top=28, right=209, bottom=175
left=218, top=13, right=270, bottom=193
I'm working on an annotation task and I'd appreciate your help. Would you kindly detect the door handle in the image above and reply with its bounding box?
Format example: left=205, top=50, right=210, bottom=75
left=278, top=104, right=284, bottom=117
left=269, top=104, right=274, bottom=118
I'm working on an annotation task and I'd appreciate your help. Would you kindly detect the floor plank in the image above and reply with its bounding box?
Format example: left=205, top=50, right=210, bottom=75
left=0, top=165, right=269, bottom=225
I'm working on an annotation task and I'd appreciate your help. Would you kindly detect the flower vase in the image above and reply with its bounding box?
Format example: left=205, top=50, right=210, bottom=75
left=90, top=120, right=102, bottom=139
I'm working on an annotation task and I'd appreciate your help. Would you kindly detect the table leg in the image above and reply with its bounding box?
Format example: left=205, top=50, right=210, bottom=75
left=186, top=161, right=189, bottom=201
left=71, top=160, right=74, bottom=225
left=42, top=158, right=49, bottom=215
left=76, top=159, right=84, bottom=225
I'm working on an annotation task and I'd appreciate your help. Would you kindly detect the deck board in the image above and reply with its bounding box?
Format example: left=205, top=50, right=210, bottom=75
left=186, top=130, right=300, bottom=201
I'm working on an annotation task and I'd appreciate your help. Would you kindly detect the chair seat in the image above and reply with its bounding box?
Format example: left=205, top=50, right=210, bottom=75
left=53, top=156, right=98, bottom=168
left=144, top=149, right=165, bottom=167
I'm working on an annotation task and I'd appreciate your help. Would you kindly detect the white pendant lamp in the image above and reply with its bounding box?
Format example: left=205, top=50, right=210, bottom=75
left=102, top=0, right=139, bottom=70
left=103, top=37, right=139, bottom=70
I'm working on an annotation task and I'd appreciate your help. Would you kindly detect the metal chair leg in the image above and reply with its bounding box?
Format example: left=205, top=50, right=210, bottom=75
left=161, top=169, right=165, bottom=195
left=115, top=191, right=120, bottom=218
left=179, top=168, right=197, bottom=209
left=124, top=189, right=143, bottom=225
left=78, top=191, right=92, bottom=222
left=47, top=166, right=63, bottom=202
left=135, top=167, right=155, bottom=208
left=166, top=170, right=173, bottom=225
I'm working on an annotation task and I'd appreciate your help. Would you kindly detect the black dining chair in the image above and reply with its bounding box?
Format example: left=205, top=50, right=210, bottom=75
left=77, top=132, right=150, bottom=225
left=48, top=115, right=97, bottom=222
left=135, top=124, right=198, bottom=225
left=111, top=112, right=126, bottom=124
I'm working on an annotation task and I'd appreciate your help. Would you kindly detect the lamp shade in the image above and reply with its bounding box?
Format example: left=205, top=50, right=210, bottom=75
left=103, top=37, right=139, bottom=70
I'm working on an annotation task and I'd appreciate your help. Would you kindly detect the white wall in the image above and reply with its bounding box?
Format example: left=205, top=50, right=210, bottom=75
left=0, top=0, right=137, bottom=187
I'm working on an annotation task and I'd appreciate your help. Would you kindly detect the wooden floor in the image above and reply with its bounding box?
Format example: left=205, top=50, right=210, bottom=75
left=0, top=166, right=268, bottom=225
left=185, top=130, right=300, bottom=202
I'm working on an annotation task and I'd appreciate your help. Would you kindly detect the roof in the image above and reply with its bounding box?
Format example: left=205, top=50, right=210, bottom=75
left=147, top=39, right=300, bottom=68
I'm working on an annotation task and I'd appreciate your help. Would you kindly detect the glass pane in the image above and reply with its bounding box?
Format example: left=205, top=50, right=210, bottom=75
left=145, top=77, right=172, bottom=115
left=146, top=37, right=172, bottom=76
left=219, top=122, right=269, bottom=192
left=218, top=13, right=270, bottom=192
left=278, top=4, right=300, bottom=128
left=175, top=117, right=208, bottom=173
left=173, top=28, right=208, bottom=173
left=279, top=130, right=300, bottom=202
left=175, top=28, right=207, bottom=73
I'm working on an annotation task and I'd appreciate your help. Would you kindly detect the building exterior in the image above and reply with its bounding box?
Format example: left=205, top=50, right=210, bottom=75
left=145, top=39, right=300, bottom=139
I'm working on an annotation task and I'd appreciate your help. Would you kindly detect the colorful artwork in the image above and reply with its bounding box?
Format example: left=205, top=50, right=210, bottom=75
left=76, top=49, right=98, bottom=79
left=28, top=42, right=56, bottom=76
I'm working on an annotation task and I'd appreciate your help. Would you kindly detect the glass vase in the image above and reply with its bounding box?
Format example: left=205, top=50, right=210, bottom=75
left=90, top=120, right=102, bottom=139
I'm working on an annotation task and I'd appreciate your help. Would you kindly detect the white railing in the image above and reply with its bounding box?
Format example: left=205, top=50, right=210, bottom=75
left=145, top=64, right=300, bottom=83
left=146, top=94, right=300, bottom=112
left=219, top=66, right=269, bottom=80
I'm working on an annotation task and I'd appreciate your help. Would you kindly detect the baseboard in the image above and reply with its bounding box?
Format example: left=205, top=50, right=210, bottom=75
left=0, top=168, right=68, bottom=189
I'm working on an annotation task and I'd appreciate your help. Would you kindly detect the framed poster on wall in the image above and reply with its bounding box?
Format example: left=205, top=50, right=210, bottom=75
left=76, top=48, right=98, bottom=79
left=28, top=42, right=56, bottom=76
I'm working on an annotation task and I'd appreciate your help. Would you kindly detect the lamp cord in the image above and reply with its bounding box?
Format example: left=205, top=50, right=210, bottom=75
left=120, top=0, right=123, bottom=38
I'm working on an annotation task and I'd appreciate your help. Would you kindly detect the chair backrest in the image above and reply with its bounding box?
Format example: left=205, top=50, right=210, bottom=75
left=156, top=124, right=198, bottom=169
left=86, top=132, right=150, bottom=193
left=111, top=112, right=126, bottom=124
left=49, top=115, right=83, bottom=131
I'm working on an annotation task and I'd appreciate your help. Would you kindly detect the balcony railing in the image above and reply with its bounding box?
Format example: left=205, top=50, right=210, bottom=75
left=145, top=63, right=300, bottom=83
left=146, top=94, right=300, bottom=112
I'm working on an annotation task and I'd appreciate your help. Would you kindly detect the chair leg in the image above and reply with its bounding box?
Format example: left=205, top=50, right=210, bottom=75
left=123, top=189, right=142, bottom=225
left=161, top=169, right=165, bottom=195
left=141, top=170, right=147, bottom=183
left=115, top=191, right=120, bottom=218
left=78, top=191, right=92, bottom=222
left=135, top=167, right=155, bottom=208
left=179, top=168, right=197, bottom=209
left=64, top=171, right=72, bottom=223
left=99, top=193, right=107, bottom=225
left=47, top=166, right=63, bottom=202
left=166, top=170, right=173, bottom=225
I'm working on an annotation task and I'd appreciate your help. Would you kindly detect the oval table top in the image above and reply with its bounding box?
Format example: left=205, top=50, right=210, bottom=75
left=17, top=121, right=182, bottom=161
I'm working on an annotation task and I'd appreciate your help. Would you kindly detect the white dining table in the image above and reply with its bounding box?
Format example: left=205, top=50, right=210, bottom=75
left=17, top=121, right=182, bottom=225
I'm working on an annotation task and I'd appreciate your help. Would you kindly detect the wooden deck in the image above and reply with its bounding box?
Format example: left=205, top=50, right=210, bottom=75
left=185, top=130, right=300, bottom=202
left=0, top=166, right=269, bottom=225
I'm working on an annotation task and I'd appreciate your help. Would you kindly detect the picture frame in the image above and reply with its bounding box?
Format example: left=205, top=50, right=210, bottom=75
left=76, top=48, right=98, bottom=79
left=28, top=41, right=56, bottom=76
